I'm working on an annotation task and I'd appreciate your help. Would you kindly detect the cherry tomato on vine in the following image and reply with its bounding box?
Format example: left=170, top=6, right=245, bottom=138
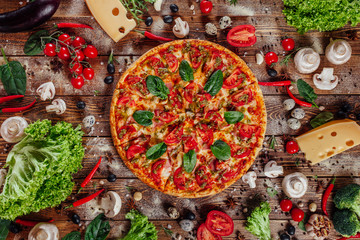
left=58, top=33, right=72, bottom=46
left=58, top=47, right=71, bottom=61
left=73, top=50, right=85, bottom=61
left=71, top=75, right=84, bottom=89
left=280, top=199, right=293, bottom=212
left=83, top=68, right=94, bottom=80
left=70, top=62, right=83, bottom=75
left=72, top=36, right=86, bottom=48
left=286, top=140, right=299, bottom=154
left=282, top=38, right=295, bottom=51
left=200, top=0, right=213, bottom=14
left=264, top=52, right=278, bottom=65
left=84, top=45, right=98, bottom=58
left=291, top=208, right=304, bottom=222
left=43, top=43, right=56, bottom=57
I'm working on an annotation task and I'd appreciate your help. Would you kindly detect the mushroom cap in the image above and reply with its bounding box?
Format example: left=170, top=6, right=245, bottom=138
left=100, top=191, right=122, bottom=218
left=282, top=172, right=308, bottom=198
left=28, top=223, right=59, bottom=240
left=325, top=39, right=352, bottom=65
left=294, top=48, right=321, bottom=74
left=264, top=161, right=283, bottom=178
left=0, top=116, right=28, bottom=143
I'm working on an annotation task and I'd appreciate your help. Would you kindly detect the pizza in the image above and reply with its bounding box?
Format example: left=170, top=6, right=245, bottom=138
left=110, top=39, right=266, bottom=198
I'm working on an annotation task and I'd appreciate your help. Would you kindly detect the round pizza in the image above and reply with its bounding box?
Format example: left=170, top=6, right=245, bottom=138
left=110, top=39, right=266, bottom=198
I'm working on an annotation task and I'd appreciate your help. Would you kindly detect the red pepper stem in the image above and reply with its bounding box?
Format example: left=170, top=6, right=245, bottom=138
left=0, top=95, right=24, bottom=104
left=80, top=156, right=102, bottom=189
left=331, top=176, right=336, bottom=185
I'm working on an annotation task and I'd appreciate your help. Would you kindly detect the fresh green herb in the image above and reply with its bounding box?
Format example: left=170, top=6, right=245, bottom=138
left=183, top=150, right=197, bottom=173
left=228, top=0, right=238, bottom=5
left=85, top=214, right=111, bottom=240
left=313, top=175, right=318, bottom=180
left=146, top=142, right=167, bottom=160
left=245, top=201, right=271, bottom=240
left=266, top=187, right=278, bottom=198
left=204, top=70, right=224, bottom=96
left=179, top=60, right=194, bottom=82
left=24, top=30, right=51, bottom=55
left=211, top=140, right=231, bottom=161
left=297, top=79, right=318, bottom=108
left=224, top=111, right=244, bottom=124
left=0, top=219, right=10, bottom=240
left=310, top=112, right=334, bottom=128
left=94, top=90, right=100, bottom=96
left=0, top=48, right=27, bottom=96
left=63, top=231, right=81, bottom=240
left=268, top=135, right=277, bottom=150
left=133, top=110, right=154, bottom=126
left=280, top=48, right=301, bottom=66
left=125, top=186, right=134, bottom=192
left=298, top=212, right=308, bottom=231
left=146, top=75, right=170, bottom=100
left=120, top=0, right=156, bottom=24
left=162, top=226, right=173, bottom=237
left=295, top=158, right=300, bottom=167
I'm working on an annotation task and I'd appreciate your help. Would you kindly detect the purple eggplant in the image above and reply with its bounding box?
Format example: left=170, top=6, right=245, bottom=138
left=0, top=0, right=61, bottom=33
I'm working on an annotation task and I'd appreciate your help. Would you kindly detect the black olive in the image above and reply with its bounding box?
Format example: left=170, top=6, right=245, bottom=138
left=104, top=76, right=114, bottom=84
left=8, top=222, right=21, bottom=234
left=356, top=113, right=360, bottom=120
left=341, top=102, right=352, bottom=113
left=163, top=15, right=173, bottom=24
left=107, top=63, right=115, bottom=74
left=280, top=233, right=290, bottom=240
left=107, top=174, right=117, bottom=182
left=287, top=225, right=295, bottom=235
left=267, top=68, right=278, bottom=77
left=337, top=110, right=348, bottom=119
left=184, top=211, right=196, bottom=220
left=76, top=101, right=86, bottom=109
left=145, top=16, right=153, bottom=26
left=71, top=213, right=81, bottom=224
left=170, top=4, right=179, bottom=13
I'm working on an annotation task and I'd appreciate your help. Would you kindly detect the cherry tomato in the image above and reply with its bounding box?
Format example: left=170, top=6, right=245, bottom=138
left=70, top=62, right=83, bottom=75
left=264, top=52, right=278, bottom=65
left=223, top=69, right=245, bottom=89
left=126, top=145, right=146, bottom=160
left=58, top=47, right=71, bottom=61
left=184, top=82, right=196, bottom=103
left=43, top=43, right=56, bottom=57
left=83, top=67, right=94, bottom=80
left=205, top=210, right=234, bottom=236
left=71, top=75, right=84, bottom=89
left=74, top=50, right=85, bottom=61
left=282, top=38, right=295, bottom=51
left=58, top=33, right=72, bottom=46
left=237, top=123, right=260, bottom=139
left=72, top=36, right=86, bottom=48
left=164, top=53, right=179, bottom=72
left=200, top=0, right=213, bottom=14
left=280, top=199, right=293, bottom=212
left=291, top=208, right=304, bottom=222
left=227, top=25, right=256, bottom=47
left=286, top=140, right=299, bottom=154
left=83, top=45, right=98, bottom=58
left=197, top=223, right=222, bottom=240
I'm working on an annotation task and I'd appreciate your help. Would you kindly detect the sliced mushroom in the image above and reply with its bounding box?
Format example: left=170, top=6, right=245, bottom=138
left=154, top=0, right=163, bottom=11
left=305, top=214, right=332, bottom=240
left=99, top=191, right=122, bottom=218
left=313, top=68, right=339, bottom=90
left=0, top=169, right=7, bottom=188
left=325, top=39, right=352, bottom=65
left=28, top=223, right=59, bottom=240
left=46, top=99, right=66, bottom=115
left=0, top=117, right=28, bottom=143
left=242, top=171, right=257, bottom=188
left=173, top=17, right=189, bottom=38
left=264, top=161, right=283, bottom=178
left=282, top=172, right=308, bottom=198
left=294, top=48, right=321, bottom=74
left=36, top=82, right=56, bottom=101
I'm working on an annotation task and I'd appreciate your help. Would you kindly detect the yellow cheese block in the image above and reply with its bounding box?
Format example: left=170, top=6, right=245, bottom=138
left=85, top=0, right=136, bottom=42
left=295, top=119, right=360, bottom=164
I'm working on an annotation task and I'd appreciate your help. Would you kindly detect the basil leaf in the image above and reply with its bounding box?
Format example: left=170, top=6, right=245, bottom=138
left=183, top=150, right=197, bottom=173
left=211, top=140, right=231, bottom=160
left=146, top=142, right=167, bottom=160
left=63, top=231, right=81, bottom=240
left=24, top=30, right=51, bottom=56
left=0, top=219, right=10, bottom=240
left=133, top=110, right=154, bottom=126
left=85, top=214, right=111, bottom=240
left=146, top=75, right=170, bottom=100
left=0, top=49, right=27, bottom=95
left=224, top=111, right=244, bottom=124
left=204, top=70, right=224, bottom=96
left=179, top=60, right=194, bottom=82
left=310, top=112, right=334, bottom=128
left=297, top=79, right=317, bottom=105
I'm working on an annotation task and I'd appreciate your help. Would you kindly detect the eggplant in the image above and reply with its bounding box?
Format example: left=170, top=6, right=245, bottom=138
left=0, top=0, right=61, bottom=33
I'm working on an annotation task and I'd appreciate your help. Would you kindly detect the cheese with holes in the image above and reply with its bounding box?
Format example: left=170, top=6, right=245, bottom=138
left=85, top=0, right=136, bottom=42
left=296, top=119, right=360, bottom=164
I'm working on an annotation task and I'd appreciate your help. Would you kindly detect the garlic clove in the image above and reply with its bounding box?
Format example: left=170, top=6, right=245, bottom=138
left=0, top=117, right=28, bottom=143
left=294, top=48, right=321, bottom=74
left=256, top=53, right=264, bottom=65
left=325, top=39, right=352, bottom=65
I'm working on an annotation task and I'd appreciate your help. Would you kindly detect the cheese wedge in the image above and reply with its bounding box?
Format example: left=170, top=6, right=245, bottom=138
left=85, top=0, right=136, bottom=42
left=296, top=119, right=360, bottom=164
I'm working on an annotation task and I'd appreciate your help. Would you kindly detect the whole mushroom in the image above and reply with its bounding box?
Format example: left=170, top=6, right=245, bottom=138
left=313, top=68, right=339, bottom=90
left=173, top=17, right=189, bottom=38
left=36, top=82, right=56, bottom=101
left=325, top=39, right=352, bottom=65
left=0, top=116, right=28, bottom=143
left=99, top=191, right=122, bottom=218
left=46, top=99, right=66, bottom=115
left=282, top=172, right=308, bottom=198
left=28, top=223, right=59, bottom=240
left=264, top=161, right=283, bottom=178
left=294, top=48, right=321, bottom=74
left=242, top=171, right=257, bottom=188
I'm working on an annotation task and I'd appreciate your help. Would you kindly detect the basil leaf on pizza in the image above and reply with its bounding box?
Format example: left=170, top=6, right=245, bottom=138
left=133, top=110, right=154, bottom=126
left=204, top=70, right=224, bottom=96
left=179, top=60, right=194, bottom=82
left=146, top=75, right=170, bottom=99
left=183, top=150, right=197, bottom=173
left=224, top=111, right=244, bottom=124
left=211, top=140, right=231, bottom=160
left=146, top=142, right=167, bottom=160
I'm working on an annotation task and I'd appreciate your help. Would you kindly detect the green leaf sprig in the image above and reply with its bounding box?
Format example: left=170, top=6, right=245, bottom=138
left=204, top=70, right=223, bottom=96
left=297, top=79, right=318, bottom=108
left=211, top=140, right=231, bottom=160
left=310, top=112, right=333, bottom=128
left=146, top=75, right=170, bottom=100
left=179, top=60, right=194, bottom=82
left=224, top=111, right=244, bottom=124
left=183, top=150, right=197, bottom=173
left=133, top=110, right=154, bottom=126
left=146, top=142, right=167, bottom=160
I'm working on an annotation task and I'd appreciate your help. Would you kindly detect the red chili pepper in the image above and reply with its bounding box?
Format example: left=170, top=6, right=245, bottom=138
left=1, top=99, right=36, bottom=113
left=15, top=219, right=54, bottom=227
left=0, top=95, right=24, bottom=104
left=55, top=23, right=93, bottom=29
left=322, top=177, right=336, bottom=216
left=135, top=30, right=172, bottom=42
left=78, top=157, right=102, bottom=193
left=65, top=189, right=105, bottom=209
left=258, top=81, right=292, bottom=86
left=286, top=86, right=313, bottom=107
left=337, top=233, right=360, bottom=240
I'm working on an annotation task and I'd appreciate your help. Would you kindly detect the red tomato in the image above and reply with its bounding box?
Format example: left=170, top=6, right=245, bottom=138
left=231, top=89, right=253, bottom=106
left=197, top=92, right=212, bottom=108
left=205, top=111, right=223, bottom=123
left=184, top=82, right=196, bottom=103
left=159, top=111, right=177, bottom=123
left=83, top=67, right=94, bottom=80
left=197, top=224, right=222, bottom=240
left=151, top=159, right=166, bottom=183
left=223, top=69, right=245, bottom=89
left=173, top=167, right=186, bottom=190
left=126, top=145, right=146, bottom=160
left=117, top=125, right=136, bottom=139
left=231, top=145, right=251, bottom=159
left=286, top=140, right=299, bottom=154
left=73, top=50, right=85, bottom=61
left=205, top=210, right=234, bottom=236
left=200, top=0, right=213, bottom=14
left=280, top=199, right=293, bottom=212
left=58, top=33, right=72, bottom=46
left=183, top=135, right=198, bottom=152
left=125, top=75, right=142, bottom=85
left=282, top=38, right=295, bottom=51
left=164, top=53, right=179, bottom=72
left=70, top=62, right=83, bottom=75
left=164, top=125, right=183, bottom=145
left=222, top=169, right=238, bottom=183
left=43, top=43, right=56, bottom=56
left=237, top=124, right=260, bottom=139
left=149, top=57, right=165, bottom=75
left=190, top=48, right=203, bottom=69
left=169, top=88, right=183, bottom=109
left=203, top=51, right=223, bottom=73
left=71, top=75, right=84, bottom=89
left=196, top=124, right=214, bottom=146
left=264, top=52, right=278, bottom=65
left=84, top=45, right=98, bottom=58
left=291, top=208, right=304, bottom=222
left=195, top=165, right=211, bottom=188
left=58, top=47, right=71, bottom=61
left=72, top=36, right=86, bottom=48
left=117, top=96, right=131, bottom=106
left=227, top=25, right=256, bottom=47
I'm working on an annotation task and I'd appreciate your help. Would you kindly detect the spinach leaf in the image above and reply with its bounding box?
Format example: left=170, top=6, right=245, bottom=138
left=183, top=150, right=197, bottom=173
left=204, top=70, right=223, bottom=96
left=146, top=75, right=170, bottom=99
left=310, top=112, right=334, bottom=128
left=179, top=60, right=194, bottom=82
left=211, top=140, right=231, bottom=160
left=24, top=30, right=51, bottom=56
left=85, top=214, right=111, bottom=240
left=224, top=111, right=244, bottom=124
left=146, top=142, right=167, bottom=160
left=133, top=110, right=154, bottom=126
left=0, top=219, right=10, bottom=240
left=297, top=79, right=318, bottom=107
left=63, top=231, right=81, bottom=240
left=0, top=48, right=27, bottom=95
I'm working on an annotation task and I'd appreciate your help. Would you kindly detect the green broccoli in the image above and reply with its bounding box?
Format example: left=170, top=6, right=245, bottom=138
left=333, top=209, right=360, bottom=237
left=334, top=184, right=360, bottom=217
left=245, top=201, right=272, bottom=240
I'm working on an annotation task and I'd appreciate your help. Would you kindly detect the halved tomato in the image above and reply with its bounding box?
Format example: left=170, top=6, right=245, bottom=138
left=149, top=56, right=165, bottom=75
left=230, top=144, right=252, bottom=159
left=169, top=88, right=183, bottom=109
left=159, top=111, right=177, bottom=123
left=183, top=135, right=199, bottom=152
left=196, top=124, right=214, bottom=146
left=164, top=125, right=184, bottom=145
left=222, top=169, right=238, bottom=183
left=196, top=165, right=212, bottom=188
left=126, top=145, right=146, bottom=160
left=231, top=89, right=253, bottom=106
left=174, top=167, right=186, bottom=190
left=227, top=25, right=257, bottom=47
left=184, top=82, right=196, bottom=103
left=197, top=223, right=222, bottom=240
left=205, top=210, right=234, bottom=236
left=190, top=48, right=203, bottom=69
left=116, top=96, right=131, bottom=106
left=223, top=69, right=245, bottom=89
left=125, top=75, right=141, bottom=85
left=151, top=159, right=166, bottom=183
left=118, top=125, right=136, bottom=139
left=164, top=53, right=179, bottom=72
left=237, top=123, right=260, bottom=139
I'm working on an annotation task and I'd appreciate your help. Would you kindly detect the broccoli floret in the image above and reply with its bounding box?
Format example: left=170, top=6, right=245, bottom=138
left=334, top=184, right=360, bottom=217
left=245, top=201, right=272, bottom=240
left=333, top=209, right=360, bottom=237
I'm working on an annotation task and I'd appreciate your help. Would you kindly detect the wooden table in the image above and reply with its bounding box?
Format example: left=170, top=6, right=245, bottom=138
left=1, top=0, right=359, bottom=239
